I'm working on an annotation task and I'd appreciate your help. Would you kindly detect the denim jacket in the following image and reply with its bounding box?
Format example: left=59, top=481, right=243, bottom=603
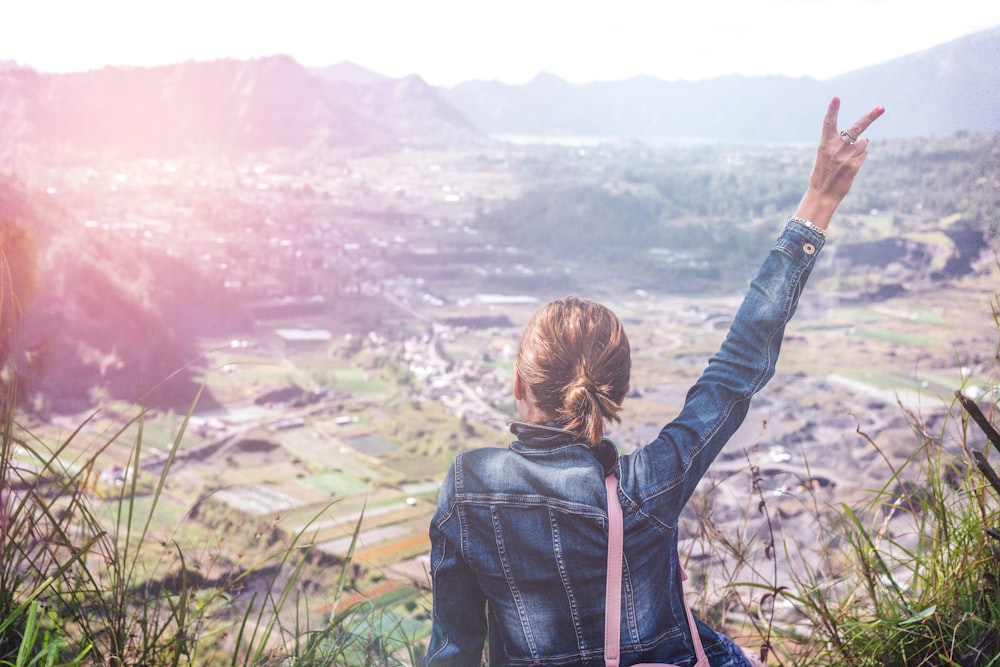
left=426, top=222, right=825, bottom=666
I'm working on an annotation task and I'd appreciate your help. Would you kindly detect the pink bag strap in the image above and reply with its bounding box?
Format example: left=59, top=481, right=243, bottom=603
left=604, top=473, right=625, bottom=667
left=605, top=473, right=709, bottom=667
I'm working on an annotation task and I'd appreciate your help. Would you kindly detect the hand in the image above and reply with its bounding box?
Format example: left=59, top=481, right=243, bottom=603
left=795, top=97, right=885, bottom=229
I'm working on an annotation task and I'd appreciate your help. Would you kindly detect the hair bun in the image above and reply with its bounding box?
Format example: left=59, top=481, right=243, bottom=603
left=516, top=296, right=631, bottom=446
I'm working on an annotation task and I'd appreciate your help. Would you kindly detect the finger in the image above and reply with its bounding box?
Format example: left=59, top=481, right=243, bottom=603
left=850, top=138, right=870, bottom=160
left=845, top=106, right=886, bottom=140
left=844, top=138, right=871, bottom=168
left=821, top=97, right=842, bottom=141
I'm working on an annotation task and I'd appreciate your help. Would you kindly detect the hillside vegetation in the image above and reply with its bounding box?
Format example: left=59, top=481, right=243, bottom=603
left=482, top=131, right=999, bottom=254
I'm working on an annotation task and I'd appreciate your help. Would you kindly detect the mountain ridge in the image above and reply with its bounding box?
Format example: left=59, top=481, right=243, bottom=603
left=0, top=55, right=479, bottom=159
left=0, top=26, right=998, bottom=159
left=441, top=25, right=1000, bottom=141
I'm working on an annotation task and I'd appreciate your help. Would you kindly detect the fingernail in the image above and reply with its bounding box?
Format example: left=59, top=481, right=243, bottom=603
left=832, top=97, right=841, bottom=106
left=877, top=106, right=885, bottom=115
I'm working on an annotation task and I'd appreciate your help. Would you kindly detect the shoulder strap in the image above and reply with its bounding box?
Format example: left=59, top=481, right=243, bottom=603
left=605, top=473, right=626, bottom=667
left=604, top=473, right=709, bottom=667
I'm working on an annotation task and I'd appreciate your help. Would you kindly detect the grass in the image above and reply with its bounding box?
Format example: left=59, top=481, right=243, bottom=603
left=0, top=275, right=450, bottom=666
left=299, top=471, right=375, bottom=496
left=784, top=404, right=1000, bottom=666
left=0, top=375, right=429, bottom=666
left=687, top=294, right=1000, bottom=666
left=328, top=367, right=393, bottom=395
left=686, top=412, right=1000, bottom=665
left=197, top=358, right=299, bottom=403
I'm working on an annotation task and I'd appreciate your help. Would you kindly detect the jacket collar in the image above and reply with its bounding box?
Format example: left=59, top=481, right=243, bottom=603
left=508, top=421, right=618, bottom=474
left=508, top=421, right=580, bottom=450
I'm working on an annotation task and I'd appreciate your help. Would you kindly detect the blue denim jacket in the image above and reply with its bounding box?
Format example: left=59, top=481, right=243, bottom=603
left=427, top=223, right=825, bottom=666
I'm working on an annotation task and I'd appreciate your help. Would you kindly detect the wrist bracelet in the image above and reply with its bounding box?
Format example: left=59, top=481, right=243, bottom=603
left=788, top=216, right=826, bottom=238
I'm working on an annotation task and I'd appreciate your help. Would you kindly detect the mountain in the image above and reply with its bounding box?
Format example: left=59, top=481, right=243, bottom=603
left=315, top=68, right=478, bottom=146
left=443, top=72, right=827, bottom=141
left=0, top=55, right=478, bottom=158
left=1, top=27, right=995, bottom=158
left=0, top=55, right=368, bottom=156
left=310, top=61, right=390, bottom=86
left=827, top=27, right=1000, bottom=138
left=441, top=26, right=1000, bottom=141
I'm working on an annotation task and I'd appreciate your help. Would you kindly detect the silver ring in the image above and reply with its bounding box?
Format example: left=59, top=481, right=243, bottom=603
left=840, top=130, right=857, bottom=145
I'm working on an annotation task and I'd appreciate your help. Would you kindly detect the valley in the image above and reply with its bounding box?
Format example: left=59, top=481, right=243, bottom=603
left=6, top=131, right=998, bottom=656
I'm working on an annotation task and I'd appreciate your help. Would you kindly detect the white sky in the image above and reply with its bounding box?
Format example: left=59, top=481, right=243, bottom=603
left=5, top=0, right=1000, bottom=86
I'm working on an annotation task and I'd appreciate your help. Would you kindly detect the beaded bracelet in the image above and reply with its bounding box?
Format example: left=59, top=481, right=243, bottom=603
left=788, top=216, right=826, bottom=238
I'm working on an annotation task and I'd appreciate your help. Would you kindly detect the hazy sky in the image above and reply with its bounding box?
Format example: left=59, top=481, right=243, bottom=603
left=6, top=0, right=1000, bottom=86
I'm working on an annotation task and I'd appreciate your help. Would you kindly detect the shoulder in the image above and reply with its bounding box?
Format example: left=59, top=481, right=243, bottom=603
left=432, top=447, right=514, bottom=522
left=451, top=446, right=518, bottom=490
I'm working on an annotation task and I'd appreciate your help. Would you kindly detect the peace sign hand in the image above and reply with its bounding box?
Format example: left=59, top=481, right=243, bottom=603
left=796, top=97, right=885, bottom=230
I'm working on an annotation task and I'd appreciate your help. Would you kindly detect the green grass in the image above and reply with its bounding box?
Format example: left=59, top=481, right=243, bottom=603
left=198, top=356, right=300, bottom=402
left=298, top=471, right=375, bottom=497
left=790, top=427, right=1000, bottom=665
left=1, top=389, right=426, bottom=666
left=90, top=492, right=189, bottom=531
left=630, top=291, right=1000, bottom=666
left=328, top=367, right=392, bottom=395
left=275, top=427, right=339, bottom=461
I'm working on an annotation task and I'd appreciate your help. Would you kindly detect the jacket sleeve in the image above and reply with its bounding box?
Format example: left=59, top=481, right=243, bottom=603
left=624, top=222, right=825, bottom=523
left=425, top=462, right=488, bottom=667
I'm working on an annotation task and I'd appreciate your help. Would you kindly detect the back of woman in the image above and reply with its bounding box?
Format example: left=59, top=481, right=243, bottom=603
left=438, top=426, right=707, bottom=665
left=426, top=98, right=884, bottom=667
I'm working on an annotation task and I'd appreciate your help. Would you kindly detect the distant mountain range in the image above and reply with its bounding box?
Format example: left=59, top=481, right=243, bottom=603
left=441, top=26, right=1000, bottom=142
left=0, top=26, right=997, bottom=158
left=0, top=56, right=478, bottom=158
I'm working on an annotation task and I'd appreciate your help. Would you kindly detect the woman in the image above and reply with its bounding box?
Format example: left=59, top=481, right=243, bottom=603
left=426, top=98, right=884, bottom=667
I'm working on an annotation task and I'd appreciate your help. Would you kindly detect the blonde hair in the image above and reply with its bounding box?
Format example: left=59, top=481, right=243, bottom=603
left=515, top=296, right=631, bottom=446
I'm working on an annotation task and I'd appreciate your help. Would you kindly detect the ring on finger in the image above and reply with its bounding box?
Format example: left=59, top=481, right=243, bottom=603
left=840, top=130, right=858, bottom=145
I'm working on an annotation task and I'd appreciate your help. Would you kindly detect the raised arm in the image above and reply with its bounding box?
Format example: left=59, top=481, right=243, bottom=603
left=623, top=98, right=884, bottom=518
